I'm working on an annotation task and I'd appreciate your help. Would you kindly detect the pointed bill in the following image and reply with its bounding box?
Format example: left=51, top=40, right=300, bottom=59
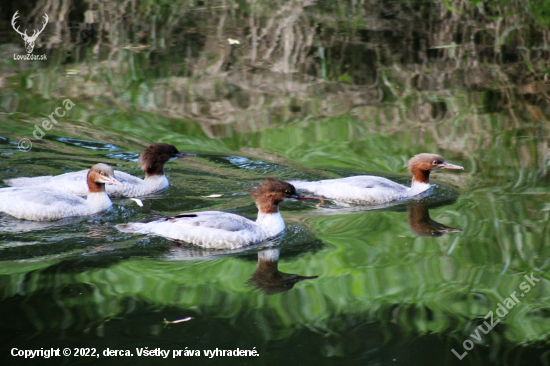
left=176, top=153, right=196, bottom=159
left=295, top=193, right=318, bottom=201
left=107, top=177, right=122, bottom=185
left=440, top=162, right=463, bottom=170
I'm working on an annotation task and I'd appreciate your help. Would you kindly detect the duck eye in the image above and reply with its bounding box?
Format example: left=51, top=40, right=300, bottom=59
left=285, top=190, right=291, bottom=195
left=433, top=160, right=438, bottom=165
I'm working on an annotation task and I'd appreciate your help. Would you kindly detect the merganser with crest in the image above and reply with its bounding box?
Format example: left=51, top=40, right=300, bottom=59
left=291, top=153, right=463, bottom=205
left=0, top=163, right=121, bottom=221
left=4, top=143, right=193, bottom=197
left=116, top=179, right=316, bottom=249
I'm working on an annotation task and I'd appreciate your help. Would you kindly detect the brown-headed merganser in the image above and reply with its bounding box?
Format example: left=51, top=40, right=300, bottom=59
left=4, top=143, right=193, bottom=197
left=116, top=179, right=316, bottom=249
left=290, top=153, right=463, bottom=205
left=0, top=163, right=121, bottom=221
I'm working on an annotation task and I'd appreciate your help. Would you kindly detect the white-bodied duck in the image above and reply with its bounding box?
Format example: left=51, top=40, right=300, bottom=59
left=291, top=153, right=463, bottom=205
left=0, top=163, right=121, bottom=221
left=117, top=179, right=316, bottom=249
left=5, top=143, right=193, bottom=197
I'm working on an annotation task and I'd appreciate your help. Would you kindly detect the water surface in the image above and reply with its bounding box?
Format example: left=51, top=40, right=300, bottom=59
left=1, top=0, right=550, bottom=365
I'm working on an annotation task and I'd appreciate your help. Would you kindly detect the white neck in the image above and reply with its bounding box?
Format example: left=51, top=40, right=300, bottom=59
left=256, top=212, right=285, bottom=237
left=408, top=181, right=431, bottom=196
left=86, top=192, right=113, bottom=212
left=144, top=174, right=166, bottom=180
left=144, top=174, right=168, bottom=187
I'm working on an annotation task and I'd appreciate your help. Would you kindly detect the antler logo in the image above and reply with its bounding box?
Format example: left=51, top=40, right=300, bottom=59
left=11, top=11, right=48, bottom=54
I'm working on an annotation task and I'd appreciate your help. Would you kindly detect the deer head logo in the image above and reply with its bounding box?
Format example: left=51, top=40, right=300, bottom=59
left=11, top=11, right=48, bottom=54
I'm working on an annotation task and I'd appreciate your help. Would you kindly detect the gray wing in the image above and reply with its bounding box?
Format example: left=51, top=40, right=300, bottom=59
left=320, top=176, right=407, bottom=190
left=111, top=171, right=144, bottom=185
left=290, top=176, right=409, bottom=204
left=5, top=169, right=143, bottom=196
left=4, top=170, right=89, bottom=196
left=5, top=170, right=87, bottom=187
left=291, top=176, right=407, bottom=191
left=167, top=211, right=256, bottom=232
left=0, top=187, right=86, bottom=206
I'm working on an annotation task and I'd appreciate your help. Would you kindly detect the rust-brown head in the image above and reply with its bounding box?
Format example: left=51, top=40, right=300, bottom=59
left=86, top=163, right=122, bottom=193
left=249, top=178, right=317, bottom=214
left=139, top=143, right=194, bottom=177
left=408, top=153, right=463, bottom=185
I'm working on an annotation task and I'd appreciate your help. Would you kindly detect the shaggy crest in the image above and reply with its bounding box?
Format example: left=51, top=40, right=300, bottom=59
left=249, top=178, right=297, bottom=201
left=87, top=163, right=118, bottom=193
left=139, top=143, right=181, bottom=176
left=90, top=163, right=115, bottom=176
left=249, top=178, right=299, bottom=213
left=408, top=153, right=445, bottom=174
left=407, top=153, right=463, bottom=184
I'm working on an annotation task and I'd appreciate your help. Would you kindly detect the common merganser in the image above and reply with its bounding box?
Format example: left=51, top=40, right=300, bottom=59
left=290, top=153, right=463, bottom=205
left=4, top=143, right=193, bottom=197
left=246, top=248, right=318, bottom=295
left=0, top=163, right=121, bottom=221
left=116, top=178, right=317, bottom=249
left=407, top=204, right=461, bottom=237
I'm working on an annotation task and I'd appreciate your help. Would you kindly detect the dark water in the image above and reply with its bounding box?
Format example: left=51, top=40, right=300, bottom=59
left=1, top=0, right=550, bottom=365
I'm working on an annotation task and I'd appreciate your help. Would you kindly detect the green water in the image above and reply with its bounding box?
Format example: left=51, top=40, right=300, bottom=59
left=1, top=0, right=550, bottom=365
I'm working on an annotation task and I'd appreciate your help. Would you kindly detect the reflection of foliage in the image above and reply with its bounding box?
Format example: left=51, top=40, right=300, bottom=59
left=2, top=2, right=550, bottom=359
left=2, top=238, right=550, bottom=350
left=2, top=0, right=549, bottom=133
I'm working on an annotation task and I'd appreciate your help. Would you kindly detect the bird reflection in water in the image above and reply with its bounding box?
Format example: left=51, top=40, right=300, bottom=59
left=246, top=248, right=318, bottom=295
left=407, top=203, right=461, bottom=237
left=166, top=242, right=318, bottom=295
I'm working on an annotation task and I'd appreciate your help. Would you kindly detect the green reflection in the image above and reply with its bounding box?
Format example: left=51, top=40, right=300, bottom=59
left=1, top=0, right=550, bottom=364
